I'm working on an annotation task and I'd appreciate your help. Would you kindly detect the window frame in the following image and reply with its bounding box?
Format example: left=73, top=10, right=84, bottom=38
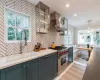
left=4, top=7, right=31, bottom=43
left=64, top=30, right=73, bottom=45
left=78, top=30, right=87, bottom=45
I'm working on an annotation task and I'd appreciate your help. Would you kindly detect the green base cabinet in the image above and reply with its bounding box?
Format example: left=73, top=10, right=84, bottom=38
left=26, top=59, right=38, bottom=80
left=39, top=53, right=58, bottom=80
left=0, top=59, right=39, bottom=80
left=0, top=52, right=57, bottom=80
left=1, top=64, right=24, bottom=80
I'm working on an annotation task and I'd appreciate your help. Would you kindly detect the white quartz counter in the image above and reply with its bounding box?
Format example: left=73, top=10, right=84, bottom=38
left=0, top=49, right=57, bottom=70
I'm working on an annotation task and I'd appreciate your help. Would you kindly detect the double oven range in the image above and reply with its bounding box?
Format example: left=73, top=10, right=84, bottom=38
left=50, top=46, right=73, bottom=75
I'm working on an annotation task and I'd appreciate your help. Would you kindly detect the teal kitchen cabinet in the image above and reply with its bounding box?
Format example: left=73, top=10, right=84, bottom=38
left=0, top=64, right=24, bottom=80
left=0, top=52, right=57, bottom=80
left=25, top=59, right=39, bottom=80
left=39, top=52, right=58, bottom=80
left=0, top=59, right=39, bottom=80
left=52, top=52, right=58, bottom=78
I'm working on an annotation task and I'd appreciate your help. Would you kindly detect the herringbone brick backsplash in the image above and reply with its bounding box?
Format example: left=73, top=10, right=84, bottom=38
left=0, top=0, right=65, bottom=57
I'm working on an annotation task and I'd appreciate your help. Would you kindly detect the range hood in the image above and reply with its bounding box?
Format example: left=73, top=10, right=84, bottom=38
left=50, top=12, right=68, bottom=32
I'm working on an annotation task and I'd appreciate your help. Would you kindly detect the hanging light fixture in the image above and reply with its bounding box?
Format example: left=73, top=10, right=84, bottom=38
left=87, top=20, right=92, bottom=33
left=86, top=20, right=92, bottom=48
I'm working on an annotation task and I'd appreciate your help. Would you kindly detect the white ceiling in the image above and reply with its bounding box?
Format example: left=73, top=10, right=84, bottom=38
left=27, top=0, right=100, bottom=28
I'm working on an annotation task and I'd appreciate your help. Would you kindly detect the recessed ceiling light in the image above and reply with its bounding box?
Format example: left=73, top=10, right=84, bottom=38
left=66, top=4, right=70, bottom=8
left=74, top=13, right=77, bottom=16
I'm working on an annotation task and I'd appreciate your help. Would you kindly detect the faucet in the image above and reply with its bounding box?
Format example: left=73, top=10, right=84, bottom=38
left=20, top=30, right=27, bottom=54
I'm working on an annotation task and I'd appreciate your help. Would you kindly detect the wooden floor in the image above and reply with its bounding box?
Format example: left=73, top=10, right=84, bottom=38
left=55, top=62, right=86, bottom=80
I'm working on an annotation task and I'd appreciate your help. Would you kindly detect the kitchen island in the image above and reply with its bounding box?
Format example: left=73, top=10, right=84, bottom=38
left=82, top=48, right=100, bottom=80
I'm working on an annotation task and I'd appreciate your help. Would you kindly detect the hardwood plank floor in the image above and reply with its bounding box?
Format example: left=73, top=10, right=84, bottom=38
left=55, top=62, right=86, bottom=80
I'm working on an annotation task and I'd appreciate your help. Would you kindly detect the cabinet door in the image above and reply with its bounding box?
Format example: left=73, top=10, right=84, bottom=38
left=38, top=56, right=46, bottom=80
left=68, top=47, right=73, bottom=63
left=1, top=64, right=24, bottom=80
left=39, top=53, right=58, bottom=80
left=52, top=53, right=58, bottom=78
left=26, top=59, right=38, bottom=80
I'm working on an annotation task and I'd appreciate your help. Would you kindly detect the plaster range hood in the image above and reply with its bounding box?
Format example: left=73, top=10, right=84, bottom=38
left=50, top=12, right=68, bottom=32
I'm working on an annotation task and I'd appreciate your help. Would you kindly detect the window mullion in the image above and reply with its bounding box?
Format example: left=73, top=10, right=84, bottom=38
left=15, top=14, right=17, bottom=42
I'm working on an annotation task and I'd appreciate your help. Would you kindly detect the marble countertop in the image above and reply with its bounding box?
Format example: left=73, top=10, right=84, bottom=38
left=0, top=49, right=57, bottom=70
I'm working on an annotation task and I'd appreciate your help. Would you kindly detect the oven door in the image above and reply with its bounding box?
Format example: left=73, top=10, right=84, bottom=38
left=58, top=54, right=68, bottom=75
left=61, top=55, right=67, bottom=65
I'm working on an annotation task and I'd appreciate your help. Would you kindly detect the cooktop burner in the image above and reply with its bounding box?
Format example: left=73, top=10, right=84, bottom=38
left=49, top=46, right=67, bottom=50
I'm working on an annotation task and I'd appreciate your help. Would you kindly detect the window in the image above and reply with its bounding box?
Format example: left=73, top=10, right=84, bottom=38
left=78, top=29, right=100, bottom=45
left=4, top=8, right=31, bottom=43
left=64, top=30, right=73, bottom=45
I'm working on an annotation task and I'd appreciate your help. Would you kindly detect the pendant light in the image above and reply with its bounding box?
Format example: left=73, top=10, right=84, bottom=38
left=86, top=20, right=92, bottom=45
left=88, top=20, right=92, bottom=33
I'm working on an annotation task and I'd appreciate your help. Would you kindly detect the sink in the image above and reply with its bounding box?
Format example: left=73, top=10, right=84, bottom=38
left=0, top=52, right=37, bottom=64
left=0, top=57, right=7, bottom=65
left=6, top=54, right=22, bottom=62
left=22, top=52, right=36, bottom=58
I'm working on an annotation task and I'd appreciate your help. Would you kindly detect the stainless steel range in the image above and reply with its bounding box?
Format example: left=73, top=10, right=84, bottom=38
left=50, top=46, right=69, bottom=75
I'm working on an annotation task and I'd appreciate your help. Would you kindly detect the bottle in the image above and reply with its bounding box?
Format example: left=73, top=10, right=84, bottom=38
left=51, top=42, right=55, bottom=48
